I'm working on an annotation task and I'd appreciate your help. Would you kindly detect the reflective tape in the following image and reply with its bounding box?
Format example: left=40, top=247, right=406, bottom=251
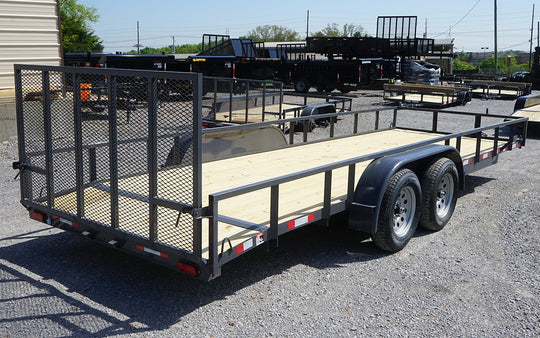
left=135, top=245, right=169, bottom=259
left=287, top=213, right=315, bottom=230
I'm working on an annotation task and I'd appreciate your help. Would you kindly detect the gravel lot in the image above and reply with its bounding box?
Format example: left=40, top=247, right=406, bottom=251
left=1, top=89, right=538, bottom=337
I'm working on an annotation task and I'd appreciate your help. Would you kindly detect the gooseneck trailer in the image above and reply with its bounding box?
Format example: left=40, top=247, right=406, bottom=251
left=13, top=66, right=527, bottom=280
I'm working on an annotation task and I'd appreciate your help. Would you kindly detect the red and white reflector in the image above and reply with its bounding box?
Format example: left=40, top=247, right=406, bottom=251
left=236, top=239, right=253, bottom=255
left=463, top=142, right=520, bottom=166
left=287, top=213, right=315, bottom=230
left=135, top=244, right=169, bottom=259
left=236, top=232, right=264, bottom=255
left=53, top=216, right=79, bottom=228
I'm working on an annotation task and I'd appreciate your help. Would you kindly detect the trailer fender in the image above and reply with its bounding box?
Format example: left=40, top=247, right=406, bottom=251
left=164, top=125, right=288, bottom=166
left=348, top=145, right=463, bottom=234
left=295, top=103, right=337, bottom=131
left=456, top=90, right=471, bottom=105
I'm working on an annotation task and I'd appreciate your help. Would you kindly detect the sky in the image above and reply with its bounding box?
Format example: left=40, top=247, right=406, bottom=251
left=78, top=0, right=538, bottom=53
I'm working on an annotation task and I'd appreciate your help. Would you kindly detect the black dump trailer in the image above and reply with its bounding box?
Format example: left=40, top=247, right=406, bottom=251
left=13, top=65, right=527, bottom=281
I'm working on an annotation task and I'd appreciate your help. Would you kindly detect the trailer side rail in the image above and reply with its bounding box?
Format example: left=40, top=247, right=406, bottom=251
left=205, top=110, right=527, bottom=277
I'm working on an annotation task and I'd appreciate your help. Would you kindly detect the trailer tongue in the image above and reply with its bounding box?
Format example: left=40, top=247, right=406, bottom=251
left=12, top=65, right=527, bottom=280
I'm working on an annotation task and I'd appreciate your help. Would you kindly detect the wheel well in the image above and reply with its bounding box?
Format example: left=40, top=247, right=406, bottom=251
left=348, top=145, right=463, bottom=234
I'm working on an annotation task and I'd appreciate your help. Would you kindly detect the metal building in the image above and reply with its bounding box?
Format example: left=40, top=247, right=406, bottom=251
left=0, top=0, right=62, bottom=91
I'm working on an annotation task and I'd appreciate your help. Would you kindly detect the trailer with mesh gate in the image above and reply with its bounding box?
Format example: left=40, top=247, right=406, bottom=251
left=12, top=65, right=528, bottom=281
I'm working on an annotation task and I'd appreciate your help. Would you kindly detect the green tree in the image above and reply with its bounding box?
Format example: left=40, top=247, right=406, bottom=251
left=125, top=44, right=201, bottom=55
left=60, top=0, right=103, bottom=53
left=453, top=59, right=476, bottom=70
left=477, top=56, right=508, bottom=73
left=246, top=25, right=300, bottom=42
left=312, top=23, right=367, bottom=37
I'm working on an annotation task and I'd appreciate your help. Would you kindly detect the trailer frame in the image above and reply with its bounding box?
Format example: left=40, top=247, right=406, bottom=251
left=13, top=65, right=528, bottom=281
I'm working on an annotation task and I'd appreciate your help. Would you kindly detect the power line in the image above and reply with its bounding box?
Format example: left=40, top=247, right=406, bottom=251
left=434, top=0, right=481, bottom=38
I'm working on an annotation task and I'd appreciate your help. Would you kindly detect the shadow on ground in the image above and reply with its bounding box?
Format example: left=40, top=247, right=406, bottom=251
left=0, top=173, right=498, bottom=336
left=0, top=220, right=379, bottom=335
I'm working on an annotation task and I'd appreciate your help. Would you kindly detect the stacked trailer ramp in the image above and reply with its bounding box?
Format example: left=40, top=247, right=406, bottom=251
left=383, top=83, right=471, bottom=107
left=13, top=65, right=527, bottom=281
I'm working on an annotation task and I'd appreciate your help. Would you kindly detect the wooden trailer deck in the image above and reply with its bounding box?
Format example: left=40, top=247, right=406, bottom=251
left=385, top=93, right=460, bottom=106
left=466, top=80, right=531, bottom=100
left=513, top=106, right=540, bottom=123
left=213, top=103, right=303, bottom=123
left=383, top=83, right=468, bottom=107
left=53, top=129, right=507, bottom=258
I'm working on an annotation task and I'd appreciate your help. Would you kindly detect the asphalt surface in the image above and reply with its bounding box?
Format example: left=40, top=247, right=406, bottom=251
left=0, top=90, right=538, bottom=337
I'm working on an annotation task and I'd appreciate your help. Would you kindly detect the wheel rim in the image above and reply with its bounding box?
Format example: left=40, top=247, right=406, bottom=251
left=436, top=172, right=455, bottom=218
left=393, top=186, right=416, bottom=237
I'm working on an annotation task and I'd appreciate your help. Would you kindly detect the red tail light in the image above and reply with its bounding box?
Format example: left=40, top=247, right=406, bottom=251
left=177, top=261, right=198, bottom=276
left=30, top=211, right=45, bottom=222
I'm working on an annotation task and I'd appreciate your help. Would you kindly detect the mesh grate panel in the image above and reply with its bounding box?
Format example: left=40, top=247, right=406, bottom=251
left=16, top=66, right=201, bottom=254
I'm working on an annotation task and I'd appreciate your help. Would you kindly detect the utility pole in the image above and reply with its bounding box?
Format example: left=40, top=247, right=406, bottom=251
left=172, top=36, right=175, bottom=54
left=423, top=18, right=427, bottom=38
left=529, top=4, right=535, bottom=72
left=134, top=20, right=142, bottom=54
left=306, top=10, right=310, bottom=39
left=494, top=0, right=498, bottom=74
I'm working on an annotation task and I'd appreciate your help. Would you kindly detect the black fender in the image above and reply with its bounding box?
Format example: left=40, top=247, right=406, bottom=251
left=513, top=93, right=540, bottom=112
left=295, top=103, right=336, bottom=131
left=348, top=145, right=464, bottom=234
left=456, top=90, right=471, bottom=105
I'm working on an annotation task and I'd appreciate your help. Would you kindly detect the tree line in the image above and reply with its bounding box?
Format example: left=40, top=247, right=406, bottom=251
left=453, top=51, right=530, bottom=75
left=60, top=0, right=366, bottom=54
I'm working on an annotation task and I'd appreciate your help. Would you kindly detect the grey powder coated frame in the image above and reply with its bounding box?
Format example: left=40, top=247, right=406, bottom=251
left=13, top=65, right=528, bottom=281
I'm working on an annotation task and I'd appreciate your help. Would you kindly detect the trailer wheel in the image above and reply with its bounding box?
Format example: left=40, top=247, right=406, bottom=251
left=294, top=78, right=310, bottom=93
left=372, top=169, right=421, bottom=252
left=419, top=158, right=459, bottom=231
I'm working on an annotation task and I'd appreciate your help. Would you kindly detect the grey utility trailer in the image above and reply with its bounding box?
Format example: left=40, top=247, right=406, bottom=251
left=13, top=65, right=528, bottom=281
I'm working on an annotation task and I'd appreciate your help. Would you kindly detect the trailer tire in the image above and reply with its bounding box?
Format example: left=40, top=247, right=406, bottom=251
left=419, top=158, right=459, bottom=231
left=372, top=169, right=421, bottom=252
left=294, top=78, right=310, bottom=93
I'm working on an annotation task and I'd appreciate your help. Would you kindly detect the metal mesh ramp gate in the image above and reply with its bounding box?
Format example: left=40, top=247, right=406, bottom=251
left=15, top=65, right=203, bottom=257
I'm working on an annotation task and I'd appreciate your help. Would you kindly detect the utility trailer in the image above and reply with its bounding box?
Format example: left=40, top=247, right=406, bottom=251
left=465, top=80, right=532, bottom=100
left=200, top=76, right=352, bottom=131
left=13, top=66, right=528, bottom=281
left=383, top=83, right=471, bottom=107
